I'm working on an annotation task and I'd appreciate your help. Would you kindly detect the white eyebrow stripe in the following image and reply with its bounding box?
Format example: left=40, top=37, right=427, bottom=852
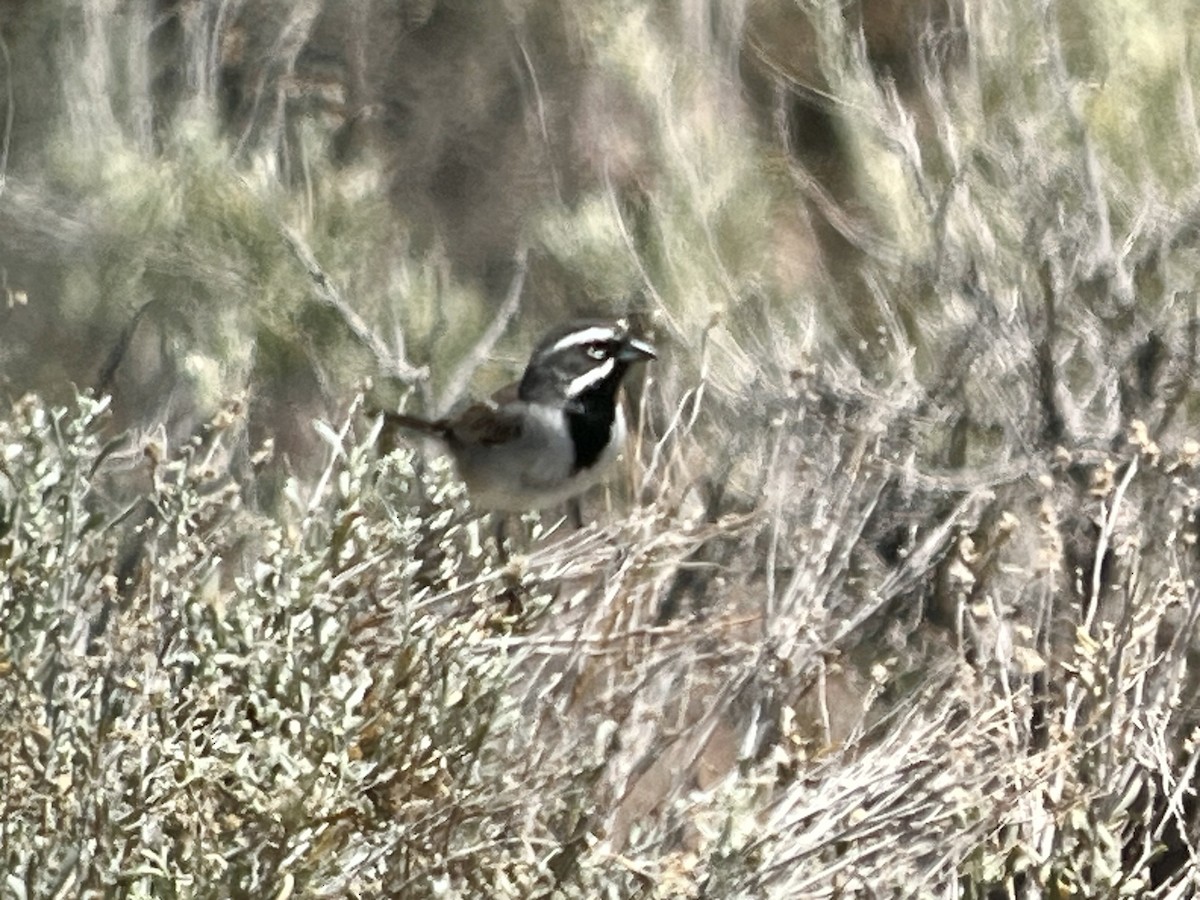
left=565, top=358, right=615, bottom=397
left=544, top=326, right=619, bottom=356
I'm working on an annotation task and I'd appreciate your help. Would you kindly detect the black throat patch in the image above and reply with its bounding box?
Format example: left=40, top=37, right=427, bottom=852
left=566, top=375, right=623, bottom=472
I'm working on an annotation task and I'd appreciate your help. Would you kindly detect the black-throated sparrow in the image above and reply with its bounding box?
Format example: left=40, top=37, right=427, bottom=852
left=380, top=320, right=656, bottom=512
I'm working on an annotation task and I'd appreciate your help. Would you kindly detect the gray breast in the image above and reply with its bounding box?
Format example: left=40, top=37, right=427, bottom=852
left=450, top=402, right=625, bottom=511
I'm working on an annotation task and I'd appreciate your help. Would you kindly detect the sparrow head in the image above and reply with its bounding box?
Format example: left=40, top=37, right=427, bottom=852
left=519, top=320, right=657, bottom=404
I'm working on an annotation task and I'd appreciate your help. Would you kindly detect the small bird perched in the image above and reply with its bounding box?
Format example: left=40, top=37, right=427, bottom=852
left=380, top=320, right=656, bottom=513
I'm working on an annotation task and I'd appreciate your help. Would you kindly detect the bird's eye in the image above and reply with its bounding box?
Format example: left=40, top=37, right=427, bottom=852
left=585, top=343, right=608, bottom=360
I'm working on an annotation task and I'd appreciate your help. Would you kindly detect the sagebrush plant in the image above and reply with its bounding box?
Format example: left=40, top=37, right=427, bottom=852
left=0, top=394, right=510, bottom=894
left=1, top=391, right=1196, bottom=896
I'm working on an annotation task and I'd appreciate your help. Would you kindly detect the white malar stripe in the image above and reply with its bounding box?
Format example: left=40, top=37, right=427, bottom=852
left=544, top=325, right=619, bottom=356
left=565, top=358, right=615, bottom=397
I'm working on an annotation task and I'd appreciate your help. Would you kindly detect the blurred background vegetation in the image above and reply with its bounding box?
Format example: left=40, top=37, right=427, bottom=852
left=4, top=0, right=1200, bottom=896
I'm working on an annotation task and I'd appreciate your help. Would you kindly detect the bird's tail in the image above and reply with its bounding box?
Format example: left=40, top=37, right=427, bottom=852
left=375, top=410, right=449, bottom=437
left=370, top=410, right=451, bottom=460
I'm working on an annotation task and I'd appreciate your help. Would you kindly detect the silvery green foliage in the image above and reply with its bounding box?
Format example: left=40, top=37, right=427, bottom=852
left=0, top=395, right=559, bottom=897
left=3, top=371, right=1200, bottom=899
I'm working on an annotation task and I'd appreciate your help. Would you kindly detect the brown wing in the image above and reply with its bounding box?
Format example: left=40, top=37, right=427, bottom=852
left=448, top=400, right=524, bottom=446
left=488, top=382, right=521, bottom=405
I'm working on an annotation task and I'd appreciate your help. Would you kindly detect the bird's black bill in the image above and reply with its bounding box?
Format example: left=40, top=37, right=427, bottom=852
left=618, top=337, right=657, bottom=363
